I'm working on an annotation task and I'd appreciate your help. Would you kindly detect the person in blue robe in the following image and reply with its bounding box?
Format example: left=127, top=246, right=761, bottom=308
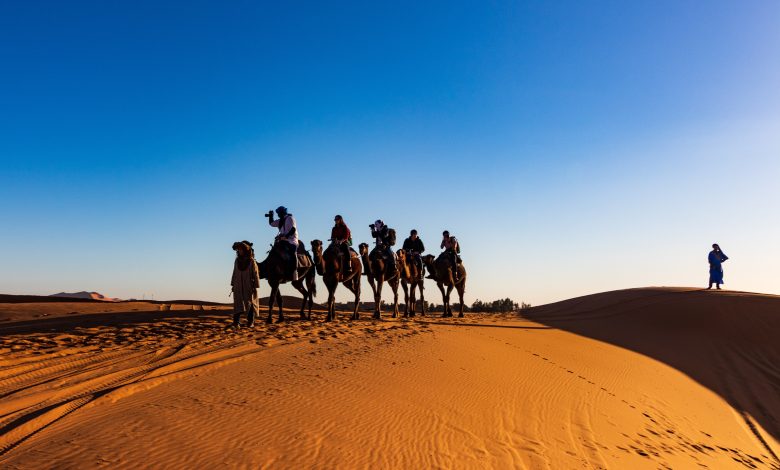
left=707, top=243, right=728, bottom=290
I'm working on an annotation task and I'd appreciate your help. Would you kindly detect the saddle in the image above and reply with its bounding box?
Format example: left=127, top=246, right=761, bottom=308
left=291, top=242, right=312, bottom=268
left=435, top=252, right=462, bottom=267
left=370, top=246, right=396, bottom=262
left=273, top=242, right=313, bottom=271
left=297, top=253, right=312, bottom=269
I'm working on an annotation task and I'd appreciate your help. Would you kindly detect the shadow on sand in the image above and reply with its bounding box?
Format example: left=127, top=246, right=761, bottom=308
left=0, top=309, right=218, bottom=336
left=523, top=287, right=780, bottom=461
left=420, top=320, right=552, bottom=330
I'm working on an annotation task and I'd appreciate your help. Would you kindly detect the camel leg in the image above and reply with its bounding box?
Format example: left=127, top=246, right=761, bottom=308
left=446, top=285, right=454, bottom=317
left=374, top=276, right=384, bottom=320
left=437, top=282, right=447, bottom=318
left=366, top=276, right=377, bottom=319
left=409, top=281, right=417, bottom=317
left=400, top=280, right=410, bottom=318
left=292, top=280, right=307, bottom=320
left=277, top=289, right=284, bottom=322
left=457, top=283, right=465, bottom=318
left=390, top=277, right=400, bottom=318
left=419, top=282, right=425, bottom=316
left=307, top=275, right=315, bottom=320
left=326, top=278, right=337, bottom=322
left=409, top=280, right=416, bottom=317
left=267, top=283, right=278, bottom=323
left=347, top=279, right=360, bottom=320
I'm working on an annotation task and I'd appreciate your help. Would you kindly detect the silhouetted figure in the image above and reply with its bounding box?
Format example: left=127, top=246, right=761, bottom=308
left=707, top=243, right=729, bottom=290
left=436, top=230, right=461, bottom=282
left=231, top=241, right=260, bottom=328
left=331, top=214, right=353, bottom=275
left=402, top=229, right=425, bottom=281
left=370, top=219, right=397, bottom=274
left=266, top=206, right=299, bottom=281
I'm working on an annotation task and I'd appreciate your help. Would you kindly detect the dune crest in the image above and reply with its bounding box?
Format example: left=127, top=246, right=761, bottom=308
left=50, top=291, right=120, bottom=302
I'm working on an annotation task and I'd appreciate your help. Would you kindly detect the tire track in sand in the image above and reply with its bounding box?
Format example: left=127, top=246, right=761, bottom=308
left=0, top=309, right=430, bottom=462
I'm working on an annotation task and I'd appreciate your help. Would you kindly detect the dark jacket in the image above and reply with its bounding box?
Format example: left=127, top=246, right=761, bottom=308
left=371, top=226, right=391, bottom=246
left=402, top=237, right=425, bottom=253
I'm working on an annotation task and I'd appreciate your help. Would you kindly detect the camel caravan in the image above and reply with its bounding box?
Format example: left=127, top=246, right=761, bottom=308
left=230, top=207, right=466, bottom=327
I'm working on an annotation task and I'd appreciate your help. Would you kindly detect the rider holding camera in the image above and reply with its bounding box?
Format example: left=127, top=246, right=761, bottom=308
left=266, top=206, right=299, bottom=280
left=440, top=230, right=460, bottom=282
left=370, top=219, right=397, bottom=274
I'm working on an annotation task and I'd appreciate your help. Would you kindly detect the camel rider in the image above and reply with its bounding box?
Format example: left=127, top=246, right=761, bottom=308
left=440, top=230, right=460, bottom=282
left=266, top=206, right=299, bottom=279
left=331, top=215, right=353, bottom=275
left=370, top=219, right=397, bottom=273
left=402, top=229, right=425, bottom=279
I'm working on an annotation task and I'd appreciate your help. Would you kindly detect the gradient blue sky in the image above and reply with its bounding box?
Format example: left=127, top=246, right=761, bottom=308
left=2, top=1, right=779, bottom=305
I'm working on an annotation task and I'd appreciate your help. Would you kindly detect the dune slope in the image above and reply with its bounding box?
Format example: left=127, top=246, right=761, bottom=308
left=1, top=289, right=778, bottom=469
left=525, top=287, right=780, bottom=460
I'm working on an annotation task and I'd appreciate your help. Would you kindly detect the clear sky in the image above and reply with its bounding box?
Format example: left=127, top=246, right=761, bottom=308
left=2, top=1, right=779, bottom=305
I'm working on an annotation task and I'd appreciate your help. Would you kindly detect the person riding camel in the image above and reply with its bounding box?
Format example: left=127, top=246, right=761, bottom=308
left=331, top=214, right=353, bottom=275
left=266, top=206, right=299, bottom=280
left=370, top=219, right=397, bottom=273
left=440, top=230, right=460, bottom=282
left=402, top=229, right=425, bottom=280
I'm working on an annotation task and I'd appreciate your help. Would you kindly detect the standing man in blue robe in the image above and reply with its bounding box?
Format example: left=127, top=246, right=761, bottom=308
left=707, top=243, right=728, bottom=290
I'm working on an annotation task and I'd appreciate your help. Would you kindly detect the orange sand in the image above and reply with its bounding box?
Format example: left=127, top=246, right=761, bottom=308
left=1, top=288, right=778, bottom=469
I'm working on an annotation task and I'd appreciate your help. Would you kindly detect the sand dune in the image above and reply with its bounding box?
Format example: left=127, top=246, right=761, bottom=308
left=1, top=288, right=778, bottom=469
left=525, top=287, right=780, bottom=465
left=50, top=292, right=120, bottom=302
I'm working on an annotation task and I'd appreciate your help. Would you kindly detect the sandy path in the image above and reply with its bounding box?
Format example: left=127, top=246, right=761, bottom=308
left=2, top=302, right=777, bottom=469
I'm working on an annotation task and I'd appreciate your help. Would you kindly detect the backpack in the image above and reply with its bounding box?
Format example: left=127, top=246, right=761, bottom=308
left=387, top=228, right=397, bottom=246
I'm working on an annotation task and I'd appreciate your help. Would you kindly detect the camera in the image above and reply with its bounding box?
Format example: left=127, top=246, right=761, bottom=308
left=266, top=210, right=274, bottom=218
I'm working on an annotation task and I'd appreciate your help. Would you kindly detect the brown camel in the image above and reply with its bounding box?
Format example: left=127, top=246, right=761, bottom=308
left=256, top=241, right=316, bottom=323
left=422, top=253, right=466, bottom=318
left=359, top=243, right=400, bottom=319
left=311, top=240, right=362, bottom=321
left=396, top=249, right=425, bottom=317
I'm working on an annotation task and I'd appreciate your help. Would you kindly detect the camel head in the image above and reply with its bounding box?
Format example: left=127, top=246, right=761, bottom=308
left=422, top=254, right=435, bottom=267
left=396, top=249, right=406, bottom=264
left=310, top=239, right=323, bottom=257
left=358, top=243, right=369, bottom=256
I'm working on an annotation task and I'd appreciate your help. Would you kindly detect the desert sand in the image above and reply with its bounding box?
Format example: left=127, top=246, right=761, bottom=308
left=1, top=287, right=778, bottom=469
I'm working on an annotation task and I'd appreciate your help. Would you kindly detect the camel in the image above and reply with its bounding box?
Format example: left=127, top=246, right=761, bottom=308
left=423, top=253, right=466, bottom=318
left=256, top=242, right=316, bottom=323
left=311, top=240, right=362, bottom=321
left=359, top=243, right=400, bottom=319
left=396, top=249, right=425, bottom=317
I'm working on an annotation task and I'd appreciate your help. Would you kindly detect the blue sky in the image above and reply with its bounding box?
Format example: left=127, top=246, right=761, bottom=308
left=1, top=1, right=779, bottom=305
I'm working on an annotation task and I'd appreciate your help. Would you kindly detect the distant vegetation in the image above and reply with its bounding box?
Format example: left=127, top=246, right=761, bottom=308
left=423, top=298, right=530, bottom=313
left=469, top=298, right=523, bottom=313
left=333, top=298, right=531, bottom=313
